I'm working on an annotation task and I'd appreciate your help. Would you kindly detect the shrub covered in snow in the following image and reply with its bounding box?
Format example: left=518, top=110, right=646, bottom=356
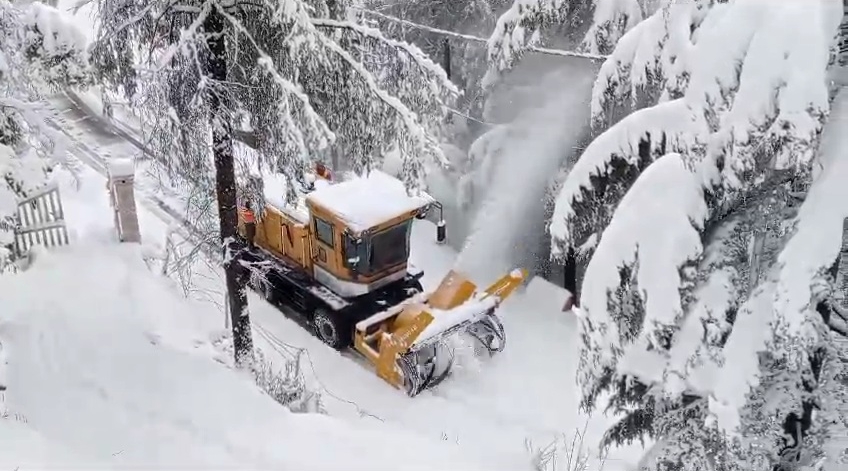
left=210, top=330, right=325, bottom=415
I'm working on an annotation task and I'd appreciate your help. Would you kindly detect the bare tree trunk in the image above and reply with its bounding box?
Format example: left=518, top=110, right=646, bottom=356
left=204, top=6, right=254, bottom=368
left=442, top=38, right=451, bottom=80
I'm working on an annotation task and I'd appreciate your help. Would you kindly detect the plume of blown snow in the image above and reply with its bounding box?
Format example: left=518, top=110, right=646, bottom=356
left=454, top=63, right=595, bottom=283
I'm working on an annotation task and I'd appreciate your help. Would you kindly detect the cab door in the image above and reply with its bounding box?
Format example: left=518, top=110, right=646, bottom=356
left=311, top=215, right=340, bottom=278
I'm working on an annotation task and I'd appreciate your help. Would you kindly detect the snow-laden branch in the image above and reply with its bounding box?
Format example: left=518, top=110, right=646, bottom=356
left=484, top=0, right=609, bottom=87
left=583, top=0, right=645, bottom=54
left=578, top=152, right=709, bottom=390
left=549, top=98, right=706, bottom=253
left=153, top=1, right=210, bottom=71
left=773, top=88, right=848, bottom=338
left=217, top=6, right=334, bottom=149
left=311, top=17, right=460, bottom=98
left=353, top=6, right=605, bottom=61
left=306, top=17, right=449, bottom=174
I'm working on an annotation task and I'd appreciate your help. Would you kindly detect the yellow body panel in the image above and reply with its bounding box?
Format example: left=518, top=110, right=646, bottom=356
left=239, top=206, right=312, bottom=272
left=307, top=205, right=344, bottom=276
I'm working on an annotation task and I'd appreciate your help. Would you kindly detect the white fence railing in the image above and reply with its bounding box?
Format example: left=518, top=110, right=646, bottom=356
left=14, top=184, right=69, bottom=256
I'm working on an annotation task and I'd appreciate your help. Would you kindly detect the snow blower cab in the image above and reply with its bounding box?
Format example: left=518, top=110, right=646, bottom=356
left=237, top=167, right=527, bottom=397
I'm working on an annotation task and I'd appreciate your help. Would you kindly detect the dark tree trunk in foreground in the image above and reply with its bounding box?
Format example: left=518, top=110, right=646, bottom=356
left=204, top=6, right=254, bottom=367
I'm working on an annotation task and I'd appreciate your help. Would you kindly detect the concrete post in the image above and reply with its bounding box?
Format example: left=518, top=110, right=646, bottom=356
left=107, top=158, right=141, bottom=243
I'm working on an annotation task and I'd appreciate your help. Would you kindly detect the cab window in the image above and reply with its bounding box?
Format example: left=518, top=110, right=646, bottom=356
left=314, top=217, right=334, bottom=247
left=367, top=221, right=411, bottom=272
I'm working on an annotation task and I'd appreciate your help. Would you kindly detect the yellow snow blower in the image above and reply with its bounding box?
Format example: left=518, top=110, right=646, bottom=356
left=237, top=165, right=527, bottom=396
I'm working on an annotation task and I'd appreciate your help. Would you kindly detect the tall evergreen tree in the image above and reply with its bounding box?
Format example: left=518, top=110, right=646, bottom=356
left=90, top=0, right=458, bottom=365
left=491, top=0, right=848, bottom=468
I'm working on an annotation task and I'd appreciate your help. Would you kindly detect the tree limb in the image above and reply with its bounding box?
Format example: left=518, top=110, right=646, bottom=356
left=351, top=6, right=607, bottom=62
left=816, top=298, right=848, bottom=337
left=311, top=17, right=459, bottom=96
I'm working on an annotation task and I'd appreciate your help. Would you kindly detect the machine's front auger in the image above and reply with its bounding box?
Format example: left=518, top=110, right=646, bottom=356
left=353, top=267, right=528, bottom=397
left=397, top=342, right=455, bottom=397
left=466, top=310, right=506, bottom=355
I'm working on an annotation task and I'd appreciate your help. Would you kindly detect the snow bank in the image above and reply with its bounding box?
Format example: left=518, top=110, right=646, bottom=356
left=0, top=244, right=490, bottom=470
left=0, top=418, right=107, bottom=470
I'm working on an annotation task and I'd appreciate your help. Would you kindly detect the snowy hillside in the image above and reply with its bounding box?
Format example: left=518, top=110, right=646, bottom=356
left=0, top=244, right=498, bottom=470
left=8, top=0, right=847, bottom=469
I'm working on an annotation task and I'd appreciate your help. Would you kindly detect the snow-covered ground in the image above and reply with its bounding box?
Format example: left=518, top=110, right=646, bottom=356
left=0, top=242, right=505, bottom=470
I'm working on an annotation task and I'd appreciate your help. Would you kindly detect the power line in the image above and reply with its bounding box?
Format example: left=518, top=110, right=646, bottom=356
left=350, top=7, right=608, bottom=62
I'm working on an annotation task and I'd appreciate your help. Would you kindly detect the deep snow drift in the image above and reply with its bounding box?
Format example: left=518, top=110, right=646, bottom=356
left=0, top=244, right=494, bottom=471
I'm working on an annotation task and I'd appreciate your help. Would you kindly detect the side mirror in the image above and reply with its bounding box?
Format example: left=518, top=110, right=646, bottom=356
left=344, top=233, right=362, bottom=270
left=436, top=219, right=446, bottom=245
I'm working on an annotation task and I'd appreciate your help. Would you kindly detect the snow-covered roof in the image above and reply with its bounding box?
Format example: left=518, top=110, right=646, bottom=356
left=306, top=170, right=434, bottom=232
left=261, top=173, right=311, bottom=225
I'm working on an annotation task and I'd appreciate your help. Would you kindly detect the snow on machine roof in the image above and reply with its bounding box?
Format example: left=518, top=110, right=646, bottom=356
left=306, top=170, right=434, bottom=233
left=261, top=172, right=312, bottom=225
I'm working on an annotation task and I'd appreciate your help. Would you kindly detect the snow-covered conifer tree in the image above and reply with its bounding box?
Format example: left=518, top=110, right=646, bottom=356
left=89, top=0, right=459, bottom=365
left=542, top=0, right=848, bottom=469
left=365, top=0, right=509, bottom=120
left=0, top=1, right=89, bottom=267
left=485, top=0, right=650, bottom=86
left=91, top=0, right=458, bottom=194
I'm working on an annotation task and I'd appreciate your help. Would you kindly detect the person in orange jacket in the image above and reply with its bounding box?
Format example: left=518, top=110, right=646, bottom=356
left=241, top=200, right=256, bottom=249
left=315, top=162, right=332, bottom=181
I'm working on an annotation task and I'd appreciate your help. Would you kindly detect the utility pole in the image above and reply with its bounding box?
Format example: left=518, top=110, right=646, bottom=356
left=203, top=4, right=254, bottom=368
